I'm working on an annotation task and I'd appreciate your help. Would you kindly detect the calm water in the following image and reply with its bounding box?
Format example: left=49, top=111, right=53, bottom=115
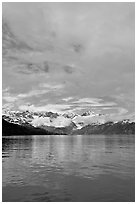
left=2, top=135, right=135, bottom=202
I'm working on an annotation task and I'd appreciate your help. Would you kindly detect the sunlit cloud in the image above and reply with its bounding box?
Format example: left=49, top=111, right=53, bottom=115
left=72, top=98, right=102, bottom=104
left=19, top=104, right=72, bottom=113
left=71, top=97, right=117, bottom=107
left=17, top=90, right=49, bottom=99
left=62, top=97, right=74, bottom=102
left=39, top=83, right=64, bottom=90
left=3, top=96, right=17, bottom=103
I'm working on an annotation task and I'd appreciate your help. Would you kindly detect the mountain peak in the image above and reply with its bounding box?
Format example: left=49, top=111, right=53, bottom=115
left=81, top=110, right=96, bottom=116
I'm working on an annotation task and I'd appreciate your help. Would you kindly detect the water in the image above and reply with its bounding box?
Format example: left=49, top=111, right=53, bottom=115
left=2, top=134, right=135, bottom=202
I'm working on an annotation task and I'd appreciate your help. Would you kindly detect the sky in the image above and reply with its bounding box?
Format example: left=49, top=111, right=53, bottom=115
left=2, top=2, right=135, bottom=120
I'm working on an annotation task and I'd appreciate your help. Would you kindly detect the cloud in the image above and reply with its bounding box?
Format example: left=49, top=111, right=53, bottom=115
left=3, top=88, right=17, bottom=102
left=2, top=3, right=134, bottom=117
left=100, top=106, right=134, bottom=121
left=2, top=87, right=10, bottom=93
left=63, top=64, right=75, bottom=74
left=71, top=97, right=117, bottom=107
left=18, top=95, right=117, bottom=114
left=62, top=97, right=74, bottom=102
left=3, top=89, right=47, bottom=102
left=17, top=82, right=64, bottom=99
left=72, top=98, right=102, bottom=104
left=2, top=82, right=65, bottom=112
left=2, top=20, right=32, bottom=53
left=3, top=96, right=17, bottom=102
left=17, top=90, right=49, bottom=99
left=19, top=104, right=72, bottom=113
left=39, top=83, right=64, bottom=90
left=71, top=43, right=84, bottom=54
left=3, top=3, right=134, bottom=71
left=116, top=107, right=128, bottom=115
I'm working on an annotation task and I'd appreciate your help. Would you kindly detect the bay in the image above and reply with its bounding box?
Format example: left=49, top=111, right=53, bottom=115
left=2, top=134, right=135, bottom=202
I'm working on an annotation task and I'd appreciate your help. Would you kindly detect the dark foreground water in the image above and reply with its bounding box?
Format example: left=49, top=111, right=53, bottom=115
left=2, top=134, right=135, bottom=202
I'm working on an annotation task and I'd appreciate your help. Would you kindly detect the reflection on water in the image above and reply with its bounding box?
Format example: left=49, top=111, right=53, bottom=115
left=2, top=135, right=135, bottom=202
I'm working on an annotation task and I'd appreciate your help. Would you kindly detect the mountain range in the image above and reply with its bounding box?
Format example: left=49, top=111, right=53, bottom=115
left=2, top=110, right=135, bottom=136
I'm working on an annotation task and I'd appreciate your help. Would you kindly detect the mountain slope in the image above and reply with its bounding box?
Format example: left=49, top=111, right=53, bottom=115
left=2, top=118, right=56, bottom=136
left=73, top=121, right=135, bottom=135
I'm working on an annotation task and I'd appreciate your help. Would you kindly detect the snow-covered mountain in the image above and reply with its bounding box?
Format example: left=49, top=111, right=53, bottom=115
left=2, top=109, right=134, bottom=130
left=2, top=109, right=135, bottom=136
left=31, top=116, right=72, bottom=128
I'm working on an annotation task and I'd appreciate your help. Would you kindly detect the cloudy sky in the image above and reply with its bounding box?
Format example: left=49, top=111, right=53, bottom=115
left=2, top=2, right=135, bottom=120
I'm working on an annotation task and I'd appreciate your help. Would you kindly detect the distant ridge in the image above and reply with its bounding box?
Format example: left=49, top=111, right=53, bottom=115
left=73, top=121, right=135, bottom=135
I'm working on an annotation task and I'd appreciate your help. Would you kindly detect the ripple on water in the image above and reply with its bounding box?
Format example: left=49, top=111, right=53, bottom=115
left=2, top=135, right=135, bottom=202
